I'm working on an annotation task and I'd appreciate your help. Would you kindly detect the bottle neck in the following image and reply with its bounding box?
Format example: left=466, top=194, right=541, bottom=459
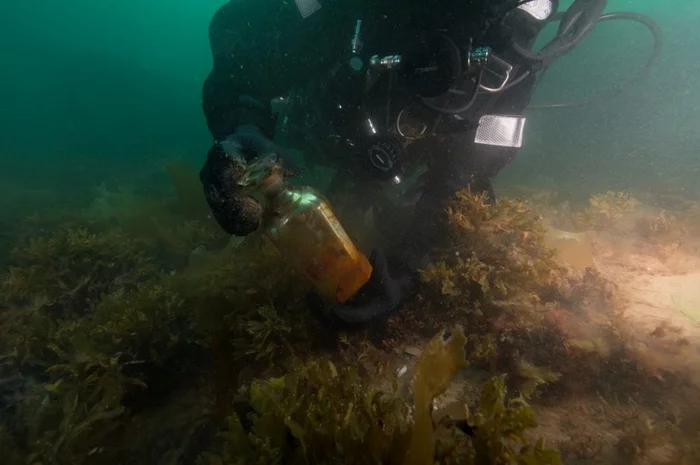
left=259, top=171, right=287, bottom=200
left=259, top=172, right=294, bottom=231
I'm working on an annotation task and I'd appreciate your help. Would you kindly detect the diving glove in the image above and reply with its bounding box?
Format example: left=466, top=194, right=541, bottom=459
left=200, top=125, right=296, bottom=236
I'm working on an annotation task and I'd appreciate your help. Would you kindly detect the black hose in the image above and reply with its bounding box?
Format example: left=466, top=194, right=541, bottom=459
left=503, top=69, right=532, bottom=90
left=420, top=70, right=483, bottom=115
left=418, top=9, right=661, bottom=114
left=385, top=71, right=394, bottom=129
left=511, top=0, right=608, bottom=67
left=529, top=11, right=662, bottom=109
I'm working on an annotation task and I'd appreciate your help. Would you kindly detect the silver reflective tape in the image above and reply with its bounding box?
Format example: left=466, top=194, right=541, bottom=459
left=474, top=115, right=526, bottom=148
left=517, top=0, right=553, bottom=21
left=294, top=0, right=322, bottom=19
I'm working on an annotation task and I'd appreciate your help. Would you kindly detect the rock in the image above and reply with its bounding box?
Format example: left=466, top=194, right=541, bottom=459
left=396, top=365, right=408, bottom=378
left=404, top=346, right=423, bottom=358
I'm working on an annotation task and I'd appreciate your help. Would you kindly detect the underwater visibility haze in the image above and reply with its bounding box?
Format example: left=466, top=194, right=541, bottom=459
left=1, top=0, right=700, bottom=464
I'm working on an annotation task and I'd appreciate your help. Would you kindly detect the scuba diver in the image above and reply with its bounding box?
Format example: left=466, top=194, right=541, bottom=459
left=199, top=0, right=661, bottom=327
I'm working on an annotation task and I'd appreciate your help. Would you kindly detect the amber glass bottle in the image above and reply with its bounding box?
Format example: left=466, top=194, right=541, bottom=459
left=249, top=158, right=372, bottom=306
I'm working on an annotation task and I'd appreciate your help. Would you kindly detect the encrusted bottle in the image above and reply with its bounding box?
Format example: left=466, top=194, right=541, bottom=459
left=243, top=156, right=372, bottom=306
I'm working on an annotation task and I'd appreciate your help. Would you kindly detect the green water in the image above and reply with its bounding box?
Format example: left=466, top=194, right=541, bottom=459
left=2, top=2, right=700, bottom=464
left=0, top=1, right=222, bottom=195
left=504, top=0, right=700, bottom=200
left=0, top=1, right=695, bottom=201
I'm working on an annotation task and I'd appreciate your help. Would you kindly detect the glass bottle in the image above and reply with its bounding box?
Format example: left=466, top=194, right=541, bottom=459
left=248, top=157, right=373, bottom=306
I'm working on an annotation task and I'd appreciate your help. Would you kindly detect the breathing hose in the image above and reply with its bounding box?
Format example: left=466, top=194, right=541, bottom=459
left=528, top=11, right=663, bottom=109
left=421, top=4, right=662, bottom=114
left=420, top=71, right=484, bottom=115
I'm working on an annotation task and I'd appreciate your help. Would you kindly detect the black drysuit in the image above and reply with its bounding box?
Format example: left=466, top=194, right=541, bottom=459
left=199, top=0, right=548, bottom=318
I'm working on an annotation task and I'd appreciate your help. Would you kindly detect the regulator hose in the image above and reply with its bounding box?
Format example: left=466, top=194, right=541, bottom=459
left=528, top=11, right=663, bottom=109
left=422, top=7, right=662, bottom=114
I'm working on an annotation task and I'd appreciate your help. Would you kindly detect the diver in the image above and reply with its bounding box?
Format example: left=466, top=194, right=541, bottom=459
left=199, top=0, right=661, bottom=327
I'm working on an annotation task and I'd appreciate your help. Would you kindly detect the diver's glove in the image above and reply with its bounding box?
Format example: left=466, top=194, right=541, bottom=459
left=221, top=125, right=279, bottom=160
left=200, top=139, right=261, bottom=236
left=307, top=248, right=414, bottom=329
left=200, top=125, right=297, bottom=236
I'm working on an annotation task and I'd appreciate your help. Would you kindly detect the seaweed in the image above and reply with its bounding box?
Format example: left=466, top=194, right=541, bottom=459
left=237, top=304, right=297, bottom=364
left=27, top=347, right=138, bottom=465
left=411, top=189, right=658, bottom=406
left=0, top=304, right=57, bottom=371
left=636, top=209, right=683, bottom=240
left=405, top=327, right=468, bottom=465
left=516, top=361, right=561, bottom=400
left=1, top=227, right=157, bottom=316
left=458, top=374, right=562, bottom=465
left=200, top=327, right=561, bottom=465
left=416, top=190, right=567, bottom=375
left=173, top=237, right=315, bottom=368
left=0, top=210, right=568, bottom=465
left=89, top=277, right=207, bottom=367
left=579, top=190, right=639, bottom=229
left=86, top=180, right=228, bottom=267
left=0, top=225, right=260, bottom=463
left=202, top=357, right=411, bottom=465
left=614, top=414, right=661, bottom=464
left=0, top=425, right=24, bottom=465
left=3, top=271, right=212, bottom=464
left=2, top=171, right=698, bottom=465
left=421, top=189, right=566, bottom=309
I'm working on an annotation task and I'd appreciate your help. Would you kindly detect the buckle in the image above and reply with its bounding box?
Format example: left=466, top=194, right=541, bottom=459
left=479, top=53, right=514, bottom=93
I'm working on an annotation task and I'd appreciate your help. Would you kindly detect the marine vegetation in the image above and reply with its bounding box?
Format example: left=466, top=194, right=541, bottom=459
left=578, top=190, right=639, bottom=229
left=420, top=189, right=565, bottom=306
left=1, top=179, right=699, bottom=465
left=202, top=327, right=560, bottom=465
left=2, top=227, right=157, bottom=316
left=410, top=189, right=666, bottom=402
left=0, top=166, right=318, bottom=464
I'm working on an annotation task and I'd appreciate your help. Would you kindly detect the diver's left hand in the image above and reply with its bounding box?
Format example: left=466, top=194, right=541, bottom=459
left=307, top=248, right=413, bottom=329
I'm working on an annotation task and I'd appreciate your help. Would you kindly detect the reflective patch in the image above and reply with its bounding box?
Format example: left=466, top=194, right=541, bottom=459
left=294, top=0, right=322, bottom=19
left=517, top=0, right=553, bottom=21
left=474, top=115, right=526, bottom=148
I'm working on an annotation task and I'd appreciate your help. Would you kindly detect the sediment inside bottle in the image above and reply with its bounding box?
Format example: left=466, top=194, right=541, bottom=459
left=264, top=183, right=372, bottom=305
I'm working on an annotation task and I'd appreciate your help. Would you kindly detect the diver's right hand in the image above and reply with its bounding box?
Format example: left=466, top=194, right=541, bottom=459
left=222, top=125, right=299, bottom=166
left=200, top=136, right=263, bottom=237
left=220, top=125, right=277, bottom=160
left=200, top=125, right=300, bottom=236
